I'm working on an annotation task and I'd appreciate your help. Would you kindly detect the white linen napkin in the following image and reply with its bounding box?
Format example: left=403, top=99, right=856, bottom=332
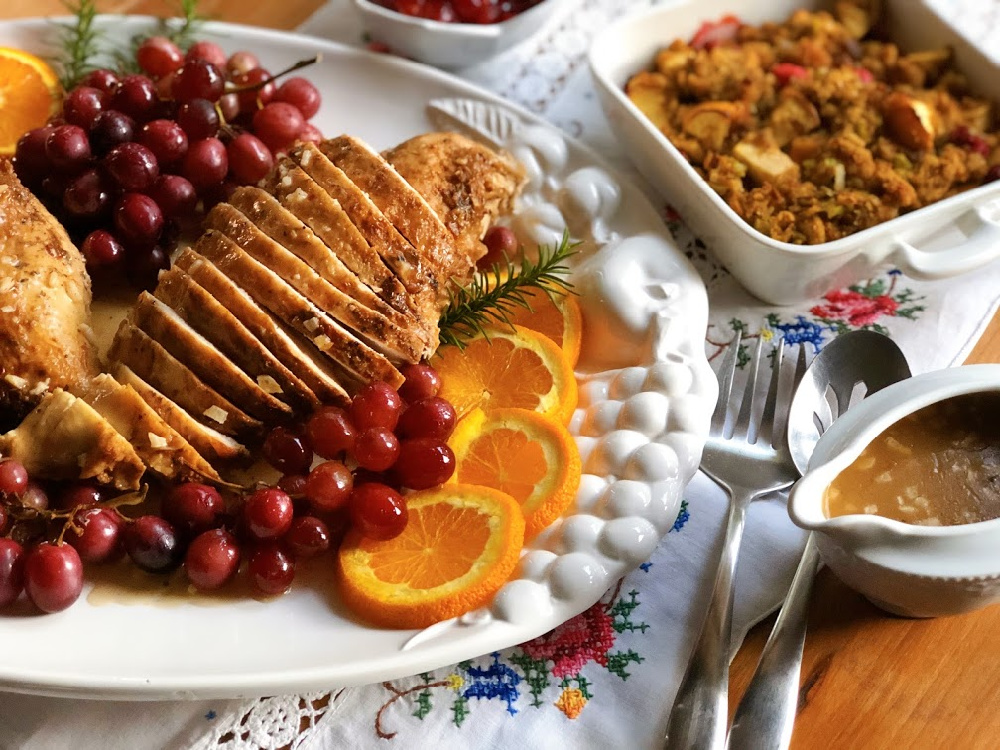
left=2, top=1, right=999, bottom=748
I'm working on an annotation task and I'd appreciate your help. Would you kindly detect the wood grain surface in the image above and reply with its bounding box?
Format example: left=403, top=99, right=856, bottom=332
left=4, top=1, right=1000, bottom=747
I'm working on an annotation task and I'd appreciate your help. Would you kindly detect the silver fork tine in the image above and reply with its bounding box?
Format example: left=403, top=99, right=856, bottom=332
left=710, top=330, right=742, bottom=436
left=731, top=335, right=764, bottom=440
left=757, top=338, right=784, bottom=447
left=793, top=344, right=808, bottom=391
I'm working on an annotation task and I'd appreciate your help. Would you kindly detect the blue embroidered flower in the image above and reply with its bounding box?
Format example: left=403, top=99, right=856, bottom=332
left=771, top=315, right=826, bottom=349
left=461, top=653, right=522, bottom=715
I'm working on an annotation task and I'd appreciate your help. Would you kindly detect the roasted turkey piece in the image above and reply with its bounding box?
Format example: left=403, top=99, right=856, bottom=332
left=0, top=161, right=98, bottom=418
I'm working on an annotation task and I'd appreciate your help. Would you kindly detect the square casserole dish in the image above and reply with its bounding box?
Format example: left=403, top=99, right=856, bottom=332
left=588, top=0, right=1000, bottom=305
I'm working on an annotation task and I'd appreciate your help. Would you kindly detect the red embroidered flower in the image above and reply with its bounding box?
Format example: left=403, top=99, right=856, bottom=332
left=811, top=290, right=898, bottom=327
left=520, top=601, right=616, bottom=679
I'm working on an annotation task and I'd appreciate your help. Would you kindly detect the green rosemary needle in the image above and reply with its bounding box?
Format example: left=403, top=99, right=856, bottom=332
left=54, top=0, right=100, bottom=90
left=437, top=230, right=579, bottom=350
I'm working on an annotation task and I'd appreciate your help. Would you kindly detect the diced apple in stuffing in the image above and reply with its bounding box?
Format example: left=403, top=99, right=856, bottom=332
left=733, top=141, right=800, bottom=183
left=655, top=47, right=692, bottom=74
left=682, top=102, right=744, bottom=151
left=625, top=72, right=671, bottom=131
left=769, top=91, right=821, bottom=146
left=883, top=92, right=937, bottom=151
left=834, top=0, right=878, bottom=39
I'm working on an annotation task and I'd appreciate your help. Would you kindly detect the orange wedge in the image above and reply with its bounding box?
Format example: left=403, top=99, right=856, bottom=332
left=449, top=407, right=581, bottom=539
left=337, top=484, right=525, bottom=629
left=435, top=325, right=578, bottom=425
left=0, top=48, right=60, bottom=155
left=507, top=290, right=583, bottom=367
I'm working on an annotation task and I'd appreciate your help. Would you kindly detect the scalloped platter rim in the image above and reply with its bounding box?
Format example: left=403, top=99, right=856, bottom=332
left=0, top=17, right=716, bottom=700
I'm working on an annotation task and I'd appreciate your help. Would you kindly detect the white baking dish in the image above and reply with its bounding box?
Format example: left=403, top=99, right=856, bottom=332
left=588, top=0, right=1000, bottom=305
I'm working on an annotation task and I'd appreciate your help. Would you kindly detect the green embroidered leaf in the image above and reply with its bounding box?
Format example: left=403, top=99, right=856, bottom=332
left=451, top=696, right=470, bottom=727
left=575, top=675, right=594, bottom=701
left=610, top=590, right=649, bottom=634
left=413, top=689, right=433, bottom=720
left=605, top=649, right=644, bottom=680
left=508, top=653, right=550, bottom=708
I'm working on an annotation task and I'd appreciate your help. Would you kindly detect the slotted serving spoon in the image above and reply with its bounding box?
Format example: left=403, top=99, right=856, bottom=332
left=727, top=330, right=912, bottom=750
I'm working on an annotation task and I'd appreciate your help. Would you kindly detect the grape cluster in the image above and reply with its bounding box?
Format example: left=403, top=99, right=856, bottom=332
left=12, top=37, right=323, bottom=288
left=376, top=0, right=542, bottom=24
left=0, top=365, right=458, bottom=612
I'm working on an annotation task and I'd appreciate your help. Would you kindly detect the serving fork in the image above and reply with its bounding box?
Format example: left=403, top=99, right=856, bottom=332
left=664, top=332, right=800, bottom=749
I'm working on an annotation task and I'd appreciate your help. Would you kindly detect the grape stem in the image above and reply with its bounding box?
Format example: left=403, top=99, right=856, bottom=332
left=227, top=55, right=323, bottom=94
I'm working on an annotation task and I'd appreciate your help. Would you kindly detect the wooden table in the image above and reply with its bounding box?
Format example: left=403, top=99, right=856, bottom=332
left=5, top=1, right=1000, bottom=746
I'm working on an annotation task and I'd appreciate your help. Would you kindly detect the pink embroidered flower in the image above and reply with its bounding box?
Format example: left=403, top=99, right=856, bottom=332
left=811, top=289, right=898, bottom=327
left=520, top=602, right=615, bottom=679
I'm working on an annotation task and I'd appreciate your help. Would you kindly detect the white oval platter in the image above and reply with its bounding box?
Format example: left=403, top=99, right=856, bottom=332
left=0, top=17, right=716, bottom=699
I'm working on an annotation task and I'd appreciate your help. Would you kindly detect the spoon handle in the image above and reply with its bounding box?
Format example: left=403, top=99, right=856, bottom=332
left=726, top=533, right=821, bottom=750
left=664, top=487, right=753, bottom=750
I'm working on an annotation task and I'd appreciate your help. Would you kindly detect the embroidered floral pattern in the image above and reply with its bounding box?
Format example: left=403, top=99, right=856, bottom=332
left=373, top=571, right=651, bottom=737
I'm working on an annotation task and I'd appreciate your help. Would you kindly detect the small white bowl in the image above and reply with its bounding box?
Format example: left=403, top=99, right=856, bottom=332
left=788, top=365, right=1000, bottom=618
left=353, top=0, right=572, bottom=68
left=588, top=0, right=1000, bottom=305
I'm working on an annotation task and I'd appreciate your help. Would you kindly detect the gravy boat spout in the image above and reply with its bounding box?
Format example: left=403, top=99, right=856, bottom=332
left=787, top=364, right=1000, bottom=618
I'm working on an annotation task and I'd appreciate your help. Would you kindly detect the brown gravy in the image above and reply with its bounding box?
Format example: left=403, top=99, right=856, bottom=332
left=825, top=392, right=1000, bottom=526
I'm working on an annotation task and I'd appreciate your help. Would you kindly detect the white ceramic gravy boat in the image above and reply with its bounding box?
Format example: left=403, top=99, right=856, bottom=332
left=788, top=364, right=1000, bottom=618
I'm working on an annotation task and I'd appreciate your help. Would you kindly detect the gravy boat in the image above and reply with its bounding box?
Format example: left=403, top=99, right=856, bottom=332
left=788, top=364, right=1000, bottom=618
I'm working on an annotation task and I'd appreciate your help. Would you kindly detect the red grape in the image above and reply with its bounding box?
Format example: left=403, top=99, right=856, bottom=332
left=136, top=36, right=185, bottom=78
left=226, top=51, right=260, bottom=76
left=398, top=363, right=442, bottom=402
left=53, top=482, right=102, bottom=511
left=176, top=98, right=220, bottom=140
left=183, top=137, right=228, bottom=190
left=285, top=516, right=330, bottom=557
left=63, top=168, right=111, bottom=219
left=452, top=0, right=502, bottom=22
left=45, top=125, right=91, bottom=171
left=298, top=122, right=323, bottom=144
left=185, top=41, right=227, bottom=69
left=396, top=397, right=457, bottom=440
left=110, top=74, right=158, bottom=121
left=348, top=483, right=408, bottom=540
left=480, top=225, right=518, bottom=267
left=105, top=142, right=160, bottom=191
left=125, top=245, right=171, bottom=290
left=123, top=515, right=179, bottom=573
left=172, top=59, right=225, bottom=102
left=0, top=539, right=25, bottom=608
left=0, top=459, right=28, bottom=495
left=227, top=132, right=275, bottom=184
left=19, top=481, right=49, bottom=511
left=252, top=102, right=305, bottom=152
left=262, top=427, right=313, bottom=474
left=217, top=92, right=240, bottom=122
left=113, top=192, right=164, bottom=246
left=233, top=68, right=276, bottom=112
left=247, top=541, right=295, bottom=596
left=304, top=460, right=353, bottom=513
left=138, top=119, right=189, bottom=166
left=13, top=126, right=54, bottom=181
left=352, top=427, right=400, bottom=472
left=90, top=110, right=135, bottom=155
left=185, top=528, right=241, bottom=591
left=421, top=0, right=458, bottom=21
left=23, top=542, right=84, bottom=613
left=306, top=406, right=356, bottom=459
left=278, top=473, right=308, bottom=497
left=243, top=488, right=294, bottom=540
left=62, top=86, right=106, bottom=130
left=350, top=382, right=404, bottom=431
left=274, top=77, right=322, bottom=120
left=81, top=68, right=120, bottom=94
left=162, top=482, right=225, bottom=536
left=146, top=174, right=198, bottom=219
left=81, top=229, right=125, bottom=268
left=392, top=438, right=455, bottom=489
left=67, top=507, right=122, bottom=564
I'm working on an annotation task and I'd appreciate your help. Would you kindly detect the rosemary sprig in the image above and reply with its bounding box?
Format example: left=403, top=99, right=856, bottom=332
left=438, top=230, right=579, bottom=350
left=54, top=0, right=100, bottom=89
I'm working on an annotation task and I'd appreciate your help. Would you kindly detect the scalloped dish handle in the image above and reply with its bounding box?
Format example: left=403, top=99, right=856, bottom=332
left=893, top=202, right=1000, bottom=279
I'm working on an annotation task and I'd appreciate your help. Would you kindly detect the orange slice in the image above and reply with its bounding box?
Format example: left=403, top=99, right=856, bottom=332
left=507, top=290, right=583, bottom=367
left=337, top=484, right=525, bottom=629
left=0, top=48, right=60, bottom=155
left=449, top=407, right=581, bottom=539
left=434, top=325, right=578, bottom=425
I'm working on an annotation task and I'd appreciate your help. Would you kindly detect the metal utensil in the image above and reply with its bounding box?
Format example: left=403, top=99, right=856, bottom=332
left=665, top=332, right=799, bottom=749
left=727, top=330, right=912, bottom=750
